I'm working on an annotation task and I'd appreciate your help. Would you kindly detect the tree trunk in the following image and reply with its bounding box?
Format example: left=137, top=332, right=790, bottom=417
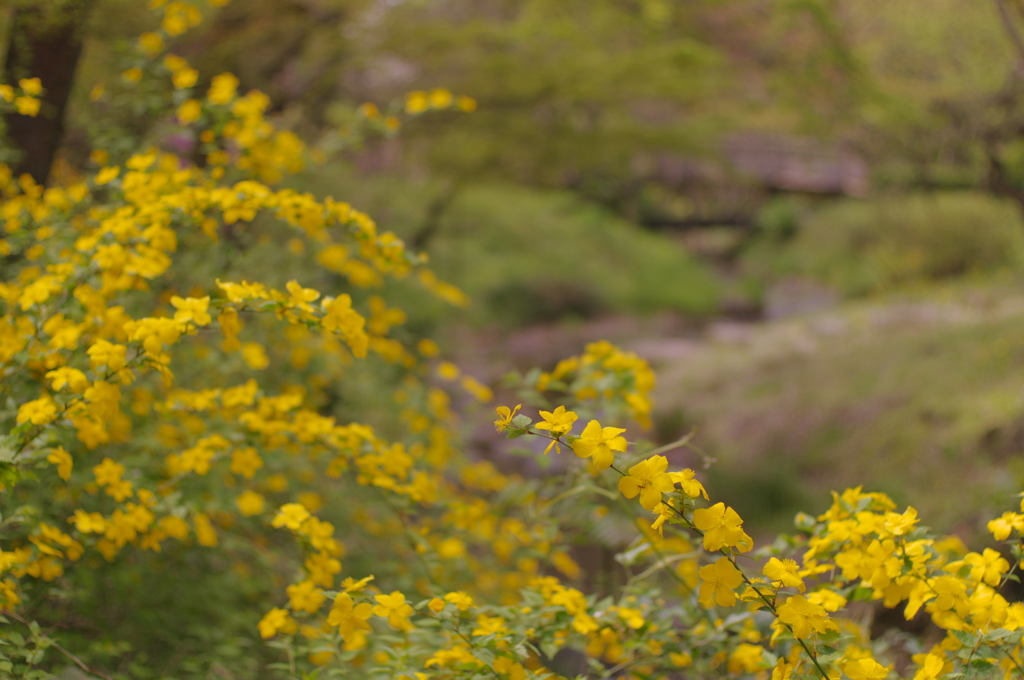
left=3, top=0, right=96, bottom=186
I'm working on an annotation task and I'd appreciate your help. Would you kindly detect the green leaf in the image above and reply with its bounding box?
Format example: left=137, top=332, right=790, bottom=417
left=510, top=414, right=533, bottom=429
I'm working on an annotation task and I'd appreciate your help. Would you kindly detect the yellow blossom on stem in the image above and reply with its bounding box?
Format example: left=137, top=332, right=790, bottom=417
left=286, top=579, right=326, bottom=614
left=87, top=339, right=128, bottom=372
left=698, top=557, right=744, bottom=607
left=93, top=457, right=124, bottom=486
left=17, top=397, right=57, bottom=425
left=171, top=296, right=212, bottom=326
left=271, top=503, right=310, bottom=531
left=843, top=658, right=889, bottom=680
left=650, top=501, right=675, bottom=535
left=619, top=455, right=675, bottom=510
left=763, top=557, right=805, bottom=592
left=373, top=591, right=414, bottom=630
left=207, top=72, right=239, bottom=104
left=285, top=280, right=320, bottom=310
left=776, top=593, right=837, bottom=639
left=328, top=592, right=373, bottom=639
left=693, top=502, right=753, bottom=552
left=493, top=404, right=521, bottom=432
left=443, top=591, right=474, bottom=610
left=571, top=420, right=626, bottom=470
left=669, top=468, right=709, bottom=499
left=69, top=510, right=106, bottom=534
left=534, top=405, right=578, bottom=454
left=258, top=607, right=296, bottom=639
left=912, top=653, right=946, bottom=680
left=987, top=511, right=1024, bottom=540
left=176, top=99, right=202, bottom=124
left=235, top=490, right=265, bottom=516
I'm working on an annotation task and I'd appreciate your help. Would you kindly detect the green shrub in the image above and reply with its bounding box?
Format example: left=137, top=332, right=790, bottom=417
left=748, top=192, right=1024, bottom=296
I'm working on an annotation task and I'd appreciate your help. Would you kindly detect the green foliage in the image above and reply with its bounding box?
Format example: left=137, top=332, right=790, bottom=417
left=300, top=169, right=721, bottom=327
left=745, top=192, right=1024, bottom=297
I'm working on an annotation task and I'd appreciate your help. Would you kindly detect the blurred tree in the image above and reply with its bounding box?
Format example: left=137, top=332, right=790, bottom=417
left=840, top=0, right=1024, bottom=208
left=3, top=0, right=97, bottom=184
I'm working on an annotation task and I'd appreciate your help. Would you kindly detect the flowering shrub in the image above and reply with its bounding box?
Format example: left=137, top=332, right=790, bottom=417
left=3, top=2, right=1024, bottom=679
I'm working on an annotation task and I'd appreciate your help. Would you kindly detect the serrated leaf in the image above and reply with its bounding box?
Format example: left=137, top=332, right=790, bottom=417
left=510, top=414, right=533, bottom=428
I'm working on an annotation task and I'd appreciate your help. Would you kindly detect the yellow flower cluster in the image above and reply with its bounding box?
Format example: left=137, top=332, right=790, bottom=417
left=7, top=4, right=1024, bottom=679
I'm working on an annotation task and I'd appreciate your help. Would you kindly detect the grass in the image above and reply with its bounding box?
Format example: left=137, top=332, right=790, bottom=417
left=650, top=276, right=1024, bottom=536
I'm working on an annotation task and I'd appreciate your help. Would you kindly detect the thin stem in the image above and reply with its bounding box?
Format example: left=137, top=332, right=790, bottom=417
left=1, top=609, right=114, bottom=680
left=643, top=430, right=696, bottom=458
left=664, top=504, right=829, bottom=680
left=1002, top=647, right=1024, bottom=677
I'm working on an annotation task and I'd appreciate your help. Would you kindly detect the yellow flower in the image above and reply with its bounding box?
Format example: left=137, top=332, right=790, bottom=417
left=494, top=404, right=521, bottom=432
left=692, top=502, right=753, bottom=553
left=404, top=90, right=428, bottom=114
left=776, top=594, right=837, bottom=639
left=258, top=607, right=295, bottom=639
left=436, top=361, right=460, bottom=380
left=619, top=455, right=675, bottom=511
left=843, top=658, right=889, bottom=680
left=230, top=447, right=264, bottom=479
left=359, top=102, right=380, bottom=119
left=328, top=592, right=373, bottom=639
left=19, top=78, right=42, bottom=96
left=176, top=99, right=202, bottom=124
left=272, top=503, right=310, bottom=531
left=94, top=165, right=120, bottom=185
left=193, top=513, right=218, bottom=546
left=287, top=579, right=326, bottom=614
left=670, top=652, right=693, bottom=668
left=69, top=509, right=106, bottom=534
left=17, top=397, right=58, bottom=425
left=171, top=295, right=212, bottom=326
left=321, top=295, right=368, bottom=358
left=14, top=97, right=40, bottom=116
left=172, top=68, right=198, bottom=89
left=763, top=557, right=805, bottom=592
left=805, top=589, right=847, bottom=612
left=471, top=614, right=507, bottom=636
left=571, top=420, right=626, bottom=470
left=727, top=643, right=763, bottom=674
left=373, top=591, right=414, bottom=631
left=207, top=72, right=239, bottom=104
left=87, top=339, right=128, bottom=372
left=285, top=280, right=320, bottom=310
left=698, top=557, right=744, bottom=607
left=138, top=32, right=164, bottom=56
left=46, top=447, right=72, bottom=481
left=235, top=490, right=265, bottom=516
left=988, top=511, right=1024, bottom=540
left=443, top=591, right=474, bottom=611
left=93, top=458, right=124, bottom=486
left=429, top=88, right=453, bottom=108
left=669, top=468, right=708, bottom=499
left=535, top=406, right=577, bottom=437
left=912, top=653, right=946, bottom=680
left=241, top=343, right=269, bottom=369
